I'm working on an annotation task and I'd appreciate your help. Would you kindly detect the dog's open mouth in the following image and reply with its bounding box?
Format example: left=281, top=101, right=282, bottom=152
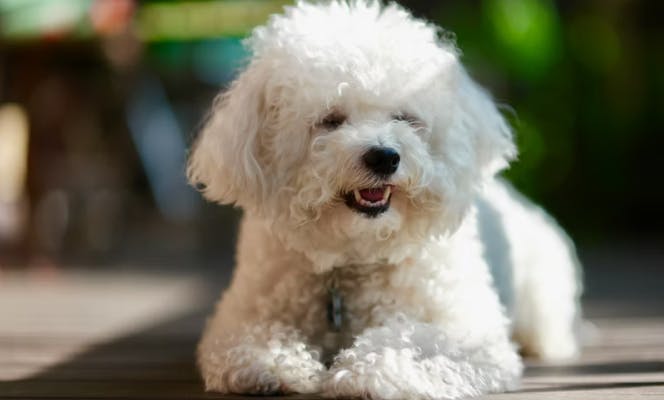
left=344, top=185, right=393, bottom=217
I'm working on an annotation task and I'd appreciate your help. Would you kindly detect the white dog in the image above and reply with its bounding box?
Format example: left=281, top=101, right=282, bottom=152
left=187, top=1, right=582, bottom=398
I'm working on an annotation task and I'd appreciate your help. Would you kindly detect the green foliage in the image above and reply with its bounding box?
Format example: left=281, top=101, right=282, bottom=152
left=484, top=0, right=561, bottom=80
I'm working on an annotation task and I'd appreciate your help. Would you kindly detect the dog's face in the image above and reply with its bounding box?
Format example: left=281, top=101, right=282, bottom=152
left=188, top=2, right=515, bottom=268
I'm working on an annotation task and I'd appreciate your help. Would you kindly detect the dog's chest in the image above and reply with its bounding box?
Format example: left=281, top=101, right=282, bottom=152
left=262, top=260, right=435, bottom=353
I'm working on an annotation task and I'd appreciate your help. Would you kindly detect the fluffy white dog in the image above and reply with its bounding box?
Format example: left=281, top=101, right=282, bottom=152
left=187, top=1, right=582, bottom=398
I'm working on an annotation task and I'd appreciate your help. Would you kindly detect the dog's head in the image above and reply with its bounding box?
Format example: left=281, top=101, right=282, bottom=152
left=188, top=1, right=515, bottom=269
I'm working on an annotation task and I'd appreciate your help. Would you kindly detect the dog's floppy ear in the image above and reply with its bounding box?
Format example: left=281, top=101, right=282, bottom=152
left=453, top=69, right=517, bottom=178
left=187, top=64, right=269, bottom=207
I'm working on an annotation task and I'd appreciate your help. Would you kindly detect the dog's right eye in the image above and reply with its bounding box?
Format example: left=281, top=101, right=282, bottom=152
left=319, top=112, right=347, bottom=130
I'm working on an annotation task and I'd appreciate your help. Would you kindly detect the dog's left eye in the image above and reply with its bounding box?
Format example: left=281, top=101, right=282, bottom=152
left=319, top=112, right=347, bottom=130
left=392, top=112, right=421, bottom=126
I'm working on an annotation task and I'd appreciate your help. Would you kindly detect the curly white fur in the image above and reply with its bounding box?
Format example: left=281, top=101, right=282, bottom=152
left=188, top=1, right=582, bottom=398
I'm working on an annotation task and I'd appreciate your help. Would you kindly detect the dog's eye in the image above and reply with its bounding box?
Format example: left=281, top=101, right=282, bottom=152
left=319, top=112, right=347, bottom=130
left=392, top=112, right=422, bottom=126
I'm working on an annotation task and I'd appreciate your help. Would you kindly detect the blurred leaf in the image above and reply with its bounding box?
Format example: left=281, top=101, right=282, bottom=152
left=484, top=0, right=561, bottom=80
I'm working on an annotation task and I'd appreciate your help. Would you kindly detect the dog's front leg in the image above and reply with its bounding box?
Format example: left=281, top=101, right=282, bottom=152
left=198, top=319, right=325, bottom=395
left=323, top=315, right=522, bottom=400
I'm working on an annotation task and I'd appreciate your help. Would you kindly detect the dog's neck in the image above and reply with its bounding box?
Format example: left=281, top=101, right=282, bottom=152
left=322, top=262, right=398, bottom=341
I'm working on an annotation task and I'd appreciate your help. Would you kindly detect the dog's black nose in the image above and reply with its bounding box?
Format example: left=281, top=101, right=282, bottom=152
left=362, top=146, right=400, bottom=175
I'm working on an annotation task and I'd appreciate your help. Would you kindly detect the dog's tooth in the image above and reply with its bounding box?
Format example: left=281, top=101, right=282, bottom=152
left=354, top=189, right=362, bottom=203
left=385, top=186, right=391, bottom=198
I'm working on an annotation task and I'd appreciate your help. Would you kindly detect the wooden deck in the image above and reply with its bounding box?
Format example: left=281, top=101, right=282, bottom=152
left=0, top=267, right=662, bottom=399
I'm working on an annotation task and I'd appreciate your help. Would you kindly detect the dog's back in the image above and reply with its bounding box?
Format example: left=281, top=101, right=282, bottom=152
left=478, top=178, right=582, bottom=359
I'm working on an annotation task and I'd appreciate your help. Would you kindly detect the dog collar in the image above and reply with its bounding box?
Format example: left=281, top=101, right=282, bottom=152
left=325, top=269, right=344, bottom=332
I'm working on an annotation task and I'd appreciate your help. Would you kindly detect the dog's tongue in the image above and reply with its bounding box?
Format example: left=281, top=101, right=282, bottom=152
left=359, top=187, right=386, bottom=202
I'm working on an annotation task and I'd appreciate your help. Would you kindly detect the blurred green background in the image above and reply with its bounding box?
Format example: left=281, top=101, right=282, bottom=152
left=0, top=0, right=662, bottom=271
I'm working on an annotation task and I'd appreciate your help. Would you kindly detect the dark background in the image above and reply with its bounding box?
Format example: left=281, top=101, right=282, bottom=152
left=0, top=0, right=662, bottom=293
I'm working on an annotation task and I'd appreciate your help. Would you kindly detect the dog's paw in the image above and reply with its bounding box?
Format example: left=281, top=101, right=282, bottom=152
left=323, top=365, right=397, bottom=399
left=204, top=364, right=321, bottom=395
left=203, top=362, right=282, bottom=394
left=276, top=358, right=325, bottom=394
left=322, top=348, right=443, bottom=400
left=202, top=358, right=324, bottom=395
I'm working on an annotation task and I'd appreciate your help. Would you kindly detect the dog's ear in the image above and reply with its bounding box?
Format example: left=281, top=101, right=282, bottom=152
left=452, top=69, right=517, bottom=178
left=187, top=64, right=269, bottom=208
